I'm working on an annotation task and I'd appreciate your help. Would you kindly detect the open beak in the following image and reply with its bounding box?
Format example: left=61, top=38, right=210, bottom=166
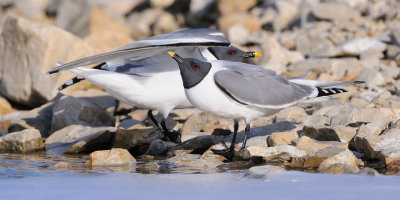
left=168, top=51, right=184, bottom=63
left=244, top=51, right=262, bottom=58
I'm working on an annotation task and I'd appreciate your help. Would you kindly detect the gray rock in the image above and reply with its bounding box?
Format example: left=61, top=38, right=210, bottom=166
left=44, top=125, right=116, bottom=154
left=358, top=167, right=379, bottom=177
left=296, top=136, right=348, bottom=155
left=50, top=95, right=114, bottom=133
left=112, top=124, right=163, bottom=150
left=273, top=0, right=299, bottom=32
left=336, top=37, right=387, bottom=56
left=127, top=8, right=164, bottom=40
left=246, top=165, right=285, bottom=179
left=0, top=16, right=96, bottom=107
left=303, top=126, right=357, bottom=142
left=304, top=146, right=346, bottom=168
left=252, top=145, right=306, bottom=162
left=54, top=0, right=92, bottom=37
left=0, top=128, right=44, bottom=153
left=70, top=89, right=117, bottom=111
left=167, top=154, right=223, bottom=173
left=357, top=67, right=385, bottom=87
left=169, top=135, right=223, bottom=154
left=145, top=139, right=176, bottom=155
left=312, top=2, right=360, bottom=21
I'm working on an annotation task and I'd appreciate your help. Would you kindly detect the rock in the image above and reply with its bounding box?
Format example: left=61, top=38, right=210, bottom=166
left=304, top=146, right=346, bottom=168
left=227, top=23, right=249, bottom=45
left=336, top=37, right=387, bottom=56
left=0, top=97, right=15, bottom=115
left=85, top=148, right=136, bottom=167
left=45, top=125, right=116, bottom=154
left=321, top=163, right=359, bottom=174
left=136, top=162, right=160, bottom=173
left=145, top=139, right=176, bottom=155
left=169, top=135, right=223, bottom=154
left=259, top=38, right=304, bottom=66
left=267, top=131, right=298, bottom=147
left=127, top=8, right=164, bottom=40
left=274, top=106, right=307, bottom=121
left=167, top=154, right=223, bottom=173
left=84, top=31, right=133, bottom=54
left=50, top=95, right=114, bottom=133
left=303, top=126, right=357, bottom=142
left=0, top=16, right=97, bottom=107
left=246, top=165, right=285, bottom=179
left=273, top=0, right=299, bottom=32
left=181, top=131, right=213, bottom=142
left=263, top=145, right=306, bottom=162
left=152, top=12, right=179, bottom=35
left=217, top=0, right=257, bottom=16
left=358, top=167, right=379, bottom=177
left=0, top=128, right=44, bottom=153
left=296, top=136, right=348, bottom=154
left=181, top=113, right=231, bottom=135
left=312, top=2, right=360, bottom=21
left=52, top=162, right=70, bottom=169
left=318, top=149, right=359, bottom=172
left=112, top=124, right=163, bottom=150
left=218, top=13, right=262, bottom=33
left=357, top=67, right=385, bottom=87
left=70, top=89, right=117, bottom=110
left=166, top=149, right=193, bottom=158
left=200, top=143, right=230, bottom=162
left=245, top=136, right=269, bottom=148
left=289, top=157, right=306, bottom=168
left=150, top=0, right=175, bottom=8
left=88, top=6, right=130, bottom=36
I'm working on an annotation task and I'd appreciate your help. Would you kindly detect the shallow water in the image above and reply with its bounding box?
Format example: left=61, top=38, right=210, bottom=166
left=0, top=152, right=399, bottom=200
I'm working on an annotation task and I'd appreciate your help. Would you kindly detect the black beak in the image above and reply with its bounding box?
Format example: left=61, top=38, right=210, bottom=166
left=168, top=51, right=184, bottom=63
left=244, top=51, right=262, bottom=58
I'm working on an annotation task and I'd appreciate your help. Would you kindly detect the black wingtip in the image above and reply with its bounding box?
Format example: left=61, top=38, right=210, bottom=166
left=47, top=70, right=58, bottom=75
left=354, top=81, right=365, bottom=84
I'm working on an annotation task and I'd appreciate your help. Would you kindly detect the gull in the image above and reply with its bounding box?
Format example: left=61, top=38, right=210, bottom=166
left=47, top=28, right=261, bottom=143
left=168, top=52, right=363, bottom=159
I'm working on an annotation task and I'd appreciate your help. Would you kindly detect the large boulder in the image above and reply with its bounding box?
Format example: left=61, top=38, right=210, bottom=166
left=0, top=16, right=98, bottom=107
left=0, top=128, right=44, bottom=153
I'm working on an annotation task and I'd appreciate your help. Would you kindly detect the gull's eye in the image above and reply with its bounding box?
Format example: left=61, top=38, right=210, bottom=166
left=227, top=50, right=235, bottom=55
left=192, top=63, right=199, bottom=69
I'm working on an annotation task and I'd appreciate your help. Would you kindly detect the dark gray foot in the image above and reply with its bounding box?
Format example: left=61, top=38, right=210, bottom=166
left=211, top=148, right=234, bottom=161
left=164, top=130, right=181, bottom=143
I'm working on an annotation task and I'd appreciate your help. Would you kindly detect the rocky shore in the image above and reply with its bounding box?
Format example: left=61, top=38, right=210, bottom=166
left=0, top=0, right=399, bottom=177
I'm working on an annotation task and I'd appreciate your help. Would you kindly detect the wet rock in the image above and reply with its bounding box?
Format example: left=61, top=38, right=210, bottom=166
left=217, top=0, right=257, bottom=16
left=145, top=139, right=176, bottom=155
left=169, top=135, right=223, bottom=154
left=181, top=113, right=231, bottom=135
left=218, top=13, right=262, bottom=33
left=52, top=162, right=70, bottom=169
left=321, top=163, right=359, bottom=174
left=304, top=146, right=346, bottom=168
left=246, top=165, right=285, bottom=179
left=45, top=125, right=116, bottom=154
left=232, top=149, right=252, bottom=161
left=296, top=136, right=348, bottom=154
left=200, top=143, right=229, bottom=162
left=166, top=149, right=193, bottom=158
left=0, top=16, right=97, bottom=107
left=289, top=157, right=306, bottom=168
left=167, top=154, right=223, bottom=173
left=318, top=149, right=359, bottom=172
left=267, top=131, right=298, bottom=147
left=85, top=148, right=136, bottom=167
left=112, top=124, right=163, bottom=150
left=312, top=2, right=360, bottom=21
left=50, top=95, right=114, bottom=133
left=358, top=167, right=379, bottom=177
left=0, top=128, right=44, bottom=153
left=136, top=162, right=160, bottom=173
left=303, top=126, right=357, bottom=142
left=0, top=97, right=15, bottom=115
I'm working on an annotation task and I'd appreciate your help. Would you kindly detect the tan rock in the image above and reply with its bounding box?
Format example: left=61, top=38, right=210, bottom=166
left=267, top=131, right=298, bottom=147
left=152, top=12, right=179, bottom=35
left=0, top=129, right=44, bottom=153
left=84, top=31, right=133, bottom=52
left=181, top=113, right=231, bottom=135
left=0, top=97, right=15, bottom=115
left=318, top=149, right=359, bottom=172
left=247, top=165, right=285, bottom=179
left=86, top=148, right=136, bottom=166
left=218, top=14, right=262, bottom=33
left=312, top=2, right=360, bottom=21
left=0, top=16, right=99, bottom=107
left=321, top=163, right=359, bottom=174
left=218, top=0, right=257, bottom=16
left=275, top=106, right=307, bottom=120
left=52, top=162, right=70, bottom=169
left=304, top=146, right=346, bottom=168
left=89, top=6, right=130, bottom=35
left=201, top=143, right=232, bottom=162
left=296, top=136, right=347, bottom=154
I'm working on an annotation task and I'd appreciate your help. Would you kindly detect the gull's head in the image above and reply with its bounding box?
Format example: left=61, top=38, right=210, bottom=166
left=167, top=51, right=212, bottom=89
left=206, top=46, right=262, bottom=62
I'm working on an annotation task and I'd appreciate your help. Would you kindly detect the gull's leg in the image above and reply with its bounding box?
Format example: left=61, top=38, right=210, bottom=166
left=240, top=124, right=250, bottom=150
left=212, top=119, right=239, bottom=161
left=147, top=110, right=162, bottom=129
left=161, top=119, right=181, bottom=143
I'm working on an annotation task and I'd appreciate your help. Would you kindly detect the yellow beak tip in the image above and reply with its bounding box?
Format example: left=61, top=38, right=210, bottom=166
left=254, top=52, right=262, bottom=57
left=167, top=51, right=175, bottom=57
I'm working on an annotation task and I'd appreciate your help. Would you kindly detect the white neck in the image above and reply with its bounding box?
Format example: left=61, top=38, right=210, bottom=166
left=201, top=48, right=218, bottom=61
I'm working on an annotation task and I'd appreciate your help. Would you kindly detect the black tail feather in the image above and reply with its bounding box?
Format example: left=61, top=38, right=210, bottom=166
left=58, top=62, right=106, bottom=91
left=316, top=87, right=348, bottom=97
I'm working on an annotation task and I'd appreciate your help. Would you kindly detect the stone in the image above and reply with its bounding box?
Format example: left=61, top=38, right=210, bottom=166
left=167, top=154, right=223, bottom=173
left=0, top=97, right=15, bottom=115
left=259, top=38, right=304, bottom=66
left=318, top=149, right=359, bottom=172
left=0, top=16, right=98, bottom=107
left=273, top=0, right=299, bottom=32
left=150, top=0, right=175, bottom=8
left=217, top=0, right=257, bottom=16
left=321, top=163, right=359, bottom=174
left=304, top=146, right=346, bottom=168
left=247, top=146, right=268, bottom=158
left=85, top=148, right=136, bottom=167
left=227, top=23, right=249, bottom=45
left=84, top=31, right=133, bottom=53
left=181, top=113, right=231, bottom=135
left=358, top=167, right=379, bottom=177
left=0, top=128, right=44, bottom=153
left=145, top=139, right=176, bottom=155
left=357, top=67, right=385, bottom=87
left=70, top=89, right=117, bottom=110
left=152, top=12, right=179, bottom=36
left=166, top=149, right=194, bottom=158
left=267, top=131, right=298, bottom=147
left=136, top=162, right=160, bottom=173
left=296, top=136, right=348, bottom=154
left=303, top=126, right=357, bottom=142
left=336, top=37, right=387, bottom=56
left=312, top=2, right=360, bottom=21
left=44, top=125, right=116, bottom=154
left=246, top=165, right=285, bottom=179
left=52, top=162, right=70, bottom=169
left=274, top=106, right=307, bottom=121
left=263, top=145, right=306, bottom=162
left=50, top=95, right=114, bottom=133
left=127, top=8, right=164, bottom=40
left=181, top=131, right=213, bottom=142
left=200, top=143, right=230, bottom=162
left=290, top=157, right=306, bottom=168
left=218, top=13, right=262, bottom=33
left=112, top=124, right=163, bottom=150
left=169, top=135, right=223, bottom=154
left=88, top=6, right=130, bottom=36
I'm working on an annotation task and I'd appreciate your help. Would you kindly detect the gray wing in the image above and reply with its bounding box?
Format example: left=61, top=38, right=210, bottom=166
left=47, top=28, right=229, bottom=74
left=214, top=68, right=316, bottom=108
